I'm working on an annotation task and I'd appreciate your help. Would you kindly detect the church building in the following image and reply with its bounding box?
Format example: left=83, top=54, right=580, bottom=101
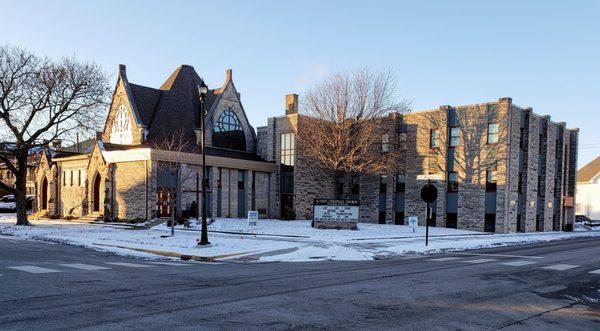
left=35, top=65, right=275, bottom=222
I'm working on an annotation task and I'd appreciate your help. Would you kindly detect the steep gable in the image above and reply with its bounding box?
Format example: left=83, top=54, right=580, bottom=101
left=102, top=65, right=148, bottom=145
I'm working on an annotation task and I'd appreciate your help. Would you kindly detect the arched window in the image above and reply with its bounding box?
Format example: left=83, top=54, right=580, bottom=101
left=212, top=108, right=246, bottom=151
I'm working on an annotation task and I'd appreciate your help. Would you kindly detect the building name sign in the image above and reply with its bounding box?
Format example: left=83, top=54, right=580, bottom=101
left=313, top=199, right=359, bottom=223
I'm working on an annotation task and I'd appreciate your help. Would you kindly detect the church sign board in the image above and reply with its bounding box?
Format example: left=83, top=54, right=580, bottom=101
left=313, top=199, right=359, bottom=230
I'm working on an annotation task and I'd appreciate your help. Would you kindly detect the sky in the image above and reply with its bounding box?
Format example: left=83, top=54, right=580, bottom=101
left=1, top=0, right=599, bottom=167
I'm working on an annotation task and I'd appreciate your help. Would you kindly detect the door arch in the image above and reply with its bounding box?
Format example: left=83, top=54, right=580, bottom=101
left=93, top=174, right=101, bottom=212
left=40, top=176, right=48, bottom=210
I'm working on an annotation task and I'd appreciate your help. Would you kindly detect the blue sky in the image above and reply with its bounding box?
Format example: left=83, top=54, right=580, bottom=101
left=2, top=0, right=599, bottom=166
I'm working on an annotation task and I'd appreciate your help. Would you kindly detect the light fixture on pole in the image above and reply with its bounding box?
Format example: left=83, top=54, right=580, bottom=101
left=198, top=85, right=211, bottom=246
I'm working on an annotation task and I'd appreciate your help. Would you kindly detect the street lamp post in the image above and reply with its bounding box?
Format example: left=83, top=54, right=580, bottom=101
left=198, top=85, right=211, bottom=246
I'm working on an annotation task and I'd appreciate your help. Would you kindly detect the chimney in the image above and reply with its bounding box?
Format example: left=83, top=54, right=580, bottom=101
left=285, top=94, right=298, bottom=115
left=225, top=69, right=232, bottom=82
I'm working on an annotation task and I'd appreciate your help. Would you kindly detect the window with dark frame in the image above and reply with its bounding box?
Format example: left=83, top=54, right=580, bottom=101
left=212, top=108, right=247, bottom=151
left=379, top=175, right=387, bottom=194
left=449, top=127, right=460, bottom=147
left=430, top=129, right=440, bottom=148
left=487, top=123, right=499, bottom=144
left=395, top=173, right=405, bottom=193
left=447, top=171, right=459, bottom=192
left=486, top=163, right=497, bottom=192
left=280, top=133, right=295, bottom=194
left=381, top=134, right=389, bottom=152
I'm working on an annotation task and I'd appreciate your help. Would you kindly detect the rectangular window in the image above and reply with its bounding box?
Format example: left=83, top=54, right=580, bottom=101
left=447, top=171, right=459, bottom=192
left=280, top=133, right=295, bottom=194
left=78, top=170, right=82, bottom=186
left=63, top=171, right=66, bottom=187
left=395, top=173, right=405, bottom=193
left=379, top=175, right=387, bottom=194
left=381, top=134, right=389, bottom=152
left=487, top=123, right=499, bottom=144
left=449, top=127, right=460, bottom=147
left=519, top=128, right=525, bottom=149
left=486, top=164, right=497, bottom=192
left=430, top=129, right=440, bottom=148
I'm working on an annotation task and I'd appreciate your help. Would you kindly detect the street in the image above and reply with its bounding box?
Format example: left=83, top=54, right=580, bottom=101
left=0, top=235, right=599, bottom=330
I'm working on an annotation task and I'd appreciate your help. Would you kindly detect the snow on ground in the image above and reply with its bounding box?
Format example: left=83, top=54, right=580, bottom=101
left=1, top=214, right=600, bottom=263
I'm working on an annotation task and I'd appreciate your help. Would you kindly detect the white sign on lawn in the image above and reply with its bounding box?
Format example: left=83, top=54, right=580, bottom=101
left=408, top=216, right=418, bottom=235
left=248, top=211, right=258, bottom=226
left=313, top=199, right=359, bottom=223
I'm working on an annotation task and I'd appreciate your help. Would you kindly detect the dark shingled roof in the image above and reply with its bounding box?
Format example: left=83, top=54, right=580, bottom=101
left=127, top=65, right=219, bottom=150
left=577, top=156, right=600, bottom=183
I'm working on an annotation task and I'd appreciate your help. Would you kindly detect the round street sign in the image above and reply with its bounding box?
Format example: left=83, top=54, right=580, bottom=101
left=420, top=184, right=438, bottom=203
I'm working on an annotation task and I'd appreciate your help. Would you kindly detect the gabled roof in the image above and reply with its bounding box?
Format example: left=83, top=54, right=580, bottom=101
left=577, top=156, right=600, bottom=183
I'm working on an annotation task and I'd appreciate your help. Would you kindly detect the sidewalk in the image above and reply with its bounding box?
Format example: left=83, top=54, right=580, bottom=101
left=1, top=214, right=600, bottom=263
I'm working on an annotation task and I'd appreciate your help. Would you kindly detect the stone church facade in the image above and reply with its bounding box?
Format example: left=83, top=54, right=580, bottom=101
left=35, top=65, right=275, bottom=222
left=32, top=65, right=578, bottom=233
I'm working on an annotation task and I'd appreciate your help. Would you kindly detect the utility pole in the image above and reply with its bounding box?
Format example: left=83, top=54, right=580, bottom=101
left=198, top=85, right=210, bottom=246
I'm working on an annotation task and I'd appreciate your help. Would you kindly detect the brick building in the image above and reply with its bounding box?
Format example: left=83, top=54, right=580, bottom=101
left=259, top=97, right=578, bottom=233
left=33, top=65, right=578, bottom=233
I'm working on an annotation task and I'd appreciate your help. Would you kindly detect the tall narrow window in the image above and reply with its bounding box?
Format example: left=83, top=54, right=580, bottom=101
left=449, top=127, right=460, bottom=147
left=379, top=175, right=387, bottom=194
left=430, top=129, right=440, bottom=148
left=395, top=173, right=405, bottom=193
left=486, top=164, right=497, bottom=192
left=381, top=134, right=389, bottom=152
left=487, top=123, right=499, bottom=144
left=447, top=171, right=459, bottom=192
left=280, top=133, right=295, bottom=194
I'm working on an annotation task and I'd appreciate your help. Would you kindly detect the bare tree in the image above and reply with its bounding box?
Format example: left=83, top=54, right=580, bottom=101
left=150, top=129, right=197, bottom=235
left=0, top=46, right=109, bottom=225
left=420, top=105, right=506, bottom=184
left=298, top=68, right=409, bottom=198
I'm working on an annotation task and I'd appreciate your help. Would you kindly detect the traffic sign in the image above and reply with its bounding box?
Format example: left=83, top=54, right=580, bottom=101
left=420, top=184, right=438, bottom=203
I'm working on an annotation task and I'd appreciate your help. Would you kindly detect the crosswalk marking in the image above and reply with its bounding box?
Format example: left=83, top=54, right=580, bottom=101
left=8, top=266, right=60, bottom=274
left=148, top=262, right=190, bottom=266
left=429, top=257, right=461, bottom=261
left=462, top=258, right=497, bottom=264
left=542, top=264, right=579, bottom=271
left=105, top=262, right=153, bottom=268
left=59, top=263, right=110, bottom=270
left=501, top=260, right=538, bottom=266
left=589, top=269, right=600, bottom=274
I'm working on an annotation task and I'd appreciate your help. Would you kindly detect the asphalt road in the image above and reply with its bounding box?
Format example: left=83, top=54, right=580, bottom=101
left=0, top=234, right=599, bottom=330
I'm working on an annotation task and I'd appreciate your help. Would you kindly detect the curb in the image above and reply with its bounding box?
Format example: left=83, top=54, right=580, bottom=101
left=92, top=243, right=251, bottom=262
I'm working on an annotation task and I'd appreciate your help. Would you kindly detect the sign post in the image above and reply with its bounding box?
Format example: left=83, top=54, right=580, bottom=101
left=418, top=175, right=439, bottom=246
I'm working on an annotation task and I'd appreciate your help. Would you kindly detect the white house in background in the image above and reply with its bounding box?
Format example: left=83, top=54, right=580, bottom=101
left=576, top=156, right=600, bottom=220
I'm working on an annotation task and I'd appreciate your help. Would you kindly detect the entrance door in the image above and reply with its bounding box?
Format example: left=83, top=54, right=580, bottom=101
left=157, top=187, right=175, bottom=218
left=280, top=193, right=293, bottom=219
left=41, top=177, right=48, bottom=210
left=93, top=175, right=101, bottom=212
